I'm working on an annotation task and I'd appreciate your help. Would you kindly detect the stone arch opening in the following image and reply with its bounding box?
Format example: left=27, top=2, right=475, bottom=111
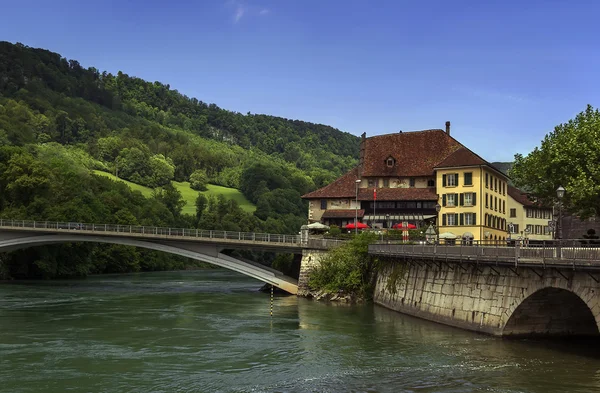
left=503, top=287, right=599, bottom=337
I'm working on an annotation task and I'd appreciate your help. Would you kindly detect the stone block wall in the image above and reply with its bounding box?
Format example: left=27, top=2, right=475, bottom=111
left=297, top=250, right=328, bottom=296
left=374, top=258, right=600, bottom=336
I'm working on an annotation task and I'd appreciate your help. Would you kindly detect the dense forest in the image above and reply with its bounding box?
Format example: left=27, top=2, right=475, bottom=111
left=0, top=41, right=359, bottom=279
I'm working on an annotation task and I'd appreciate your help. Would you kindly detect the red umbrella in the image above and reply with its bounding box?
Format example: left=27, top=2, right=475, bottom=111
left=345, top=222, right=370, bottom=229
left=393, top=223, right=417, bottom=229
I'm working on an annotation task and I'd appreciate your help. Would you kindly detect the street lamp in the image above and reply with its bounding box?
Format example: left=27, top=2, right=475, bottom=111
left=556, top=186, right=565, bottom=240
left=355, top=179, right=361, bottom=235
left=435, top=203, right=441, bottom=244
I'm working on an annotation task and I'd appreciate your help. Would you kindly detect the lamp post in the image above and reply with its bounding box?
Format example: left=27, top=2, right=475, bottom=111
left=354, top=179, right=361, bottom=235
left=435, top=203, right=441, bottom=244
left=556, top=186, right=565, bottom=240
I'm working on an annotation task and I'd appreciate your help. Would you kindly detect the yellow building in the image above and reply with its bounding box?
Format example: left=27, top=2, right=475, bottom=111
left=302, top=122, right=530, bottom=243
left=507, top=185, right=553, bottom=241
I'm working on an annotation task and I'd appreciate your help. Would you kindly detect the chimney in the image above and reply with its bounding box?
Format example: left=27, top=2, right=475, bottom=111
left=445, top=121, right=451, bottom=135
left=359, top=132, right=366, bottom=175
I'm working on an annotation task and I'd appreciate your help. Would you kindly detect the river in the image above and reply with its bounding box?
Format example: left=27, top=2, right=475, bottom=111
left=1, top=270, right=600, bottom=393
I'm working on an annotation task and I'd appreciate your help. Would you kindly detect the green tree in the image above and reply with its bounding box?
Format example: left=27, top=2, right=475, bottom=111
left=154, top=183, right=185, bottom=217
left=195, top=193, right=207, bottom=221
left=149, top=154, right=175, bottom=187
left=510, top=105, right=600, bottom=218
left=189, top=169, right=209, bottom=191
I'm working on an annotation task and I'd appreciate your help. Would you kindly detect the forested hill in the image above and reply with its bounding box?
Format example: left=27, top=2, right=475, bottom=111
left=0, top=41, right=359, bottom=279
left=0, top=41, right=359, bottom=162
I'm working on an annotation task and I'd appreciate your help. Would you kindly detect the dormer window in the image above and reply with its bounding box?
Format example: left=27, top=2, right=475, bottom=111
left=385, top=156, right=395, bottom=168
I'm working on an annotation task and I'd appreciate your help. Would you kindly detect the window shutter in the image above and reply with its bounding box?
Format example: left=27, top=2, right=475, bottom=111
left=455, top=173, right=459, bottom=186
left=473, top=213, right=477, bottom=225
left=442, top=174, right=447, bottom=187
left=442, top=214, right=446, bottom=226
left=472, top=193, right=476, bottom=206
left=442, top=194, right=446, bottom=207
left=460, top=213, right=464, bottom=226
left=454, top=213, right=459, bottom=226
left=459, top=193, right=464, bottom=206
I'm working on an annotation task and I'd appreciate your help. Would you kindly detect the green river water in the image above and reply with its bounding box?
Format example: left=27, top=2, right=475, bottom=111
left=1, top=270, right=600, bottom=393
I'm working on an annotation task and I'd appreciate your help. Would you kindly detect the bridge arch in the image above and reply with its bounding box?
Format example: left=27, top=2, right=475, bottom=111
left=502, top=286, right=599, bottom=337
left=0, top=234, right=298, bottom=294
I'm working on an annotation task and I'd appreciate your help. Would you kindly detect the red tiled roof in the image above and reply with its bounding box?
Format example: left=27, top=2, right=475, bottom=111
left=434, top=146, right=486, bottom=168
left=359, top=187, right=438, bottom=201
left=508, top=185, right=535, bottom=206
left=361, top=130, right=462, bottom=177
left=302, top=167, right=359, bottom=199
left=322, top=209, right=365, bottom=219
left=435, top=147, right=508, bottom=178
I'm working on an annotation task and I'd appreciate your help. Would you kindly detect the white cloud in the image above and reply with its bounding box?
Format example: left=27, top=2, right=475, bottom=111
left=226, top=1, right=269, bottom=23
left=234, top=5, right=246, bottom=23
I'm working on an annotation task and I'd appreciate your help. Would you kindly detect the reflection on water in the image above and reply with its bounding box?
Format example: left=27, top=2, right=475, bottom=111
left=1, top=270, right=600, bottom=393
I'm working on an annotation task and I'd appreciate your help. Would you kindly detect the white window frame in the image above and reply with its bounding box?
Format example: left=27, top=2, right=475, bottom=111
left=465, top=213, right=475, bottom=225
left=464, top=192, right=473, bottom=206
left=447, top=174, right=457, bottom=187
left=447, top=214, right=456, bottom=226
left=447, top=193, right=456, bottom=207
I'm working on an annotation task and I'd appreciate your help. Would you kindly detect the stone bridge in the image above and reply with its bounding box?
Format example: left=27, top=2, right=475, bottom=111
left=0, top=220, right=346, bottom=295
left=369, top=243, right=600, bottom=337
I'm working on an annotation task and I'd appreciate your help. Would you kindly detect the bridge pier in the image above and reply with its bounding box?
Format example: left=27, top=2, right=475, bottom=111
left=297, top=250, right=328, bottom=297
left=374, top=258, right=600, bottom=337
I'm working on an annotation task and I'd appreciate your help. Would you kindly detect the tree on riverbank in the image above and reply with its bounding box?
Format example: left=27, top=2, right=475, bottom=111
left=308, top=232, right=379, bottom=300
left=510, top=105, right=600, bottom=218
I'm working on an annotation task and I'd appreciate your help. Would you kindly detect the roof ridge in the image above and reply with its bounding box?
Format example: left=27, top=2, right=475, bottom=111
left=365, top=129, right=445, bottom=139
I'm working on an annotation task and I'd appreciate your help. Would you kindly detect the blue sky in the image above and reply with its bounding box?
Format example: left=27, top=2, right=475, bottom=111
left=1, top=0, right=599, bottom=162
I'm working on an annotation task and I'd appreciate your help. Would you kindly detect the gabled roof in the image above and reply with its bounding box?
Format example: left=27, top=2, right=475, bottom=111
left=434, top=147, right=508, bottom=178
left=302, top=167, right=359, bottom=199
left=508, top=185, right=536, bottom=207
left=361, top=129, right=461, bottom=177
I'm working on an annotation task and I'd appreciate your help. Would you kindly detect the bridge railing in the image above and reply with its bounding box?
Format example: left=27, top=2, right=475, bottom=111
left=370, top=239, right=600, bottom=263
left=0, top=219, right=301, bottom=245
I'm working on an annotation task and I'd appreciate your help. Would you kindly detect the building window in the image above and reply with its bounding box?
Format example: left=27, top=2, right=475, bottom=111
left=485, top=193, right=489, bottom=208
left=447, top=193, right=457, bottom=207
left=510, top=208, right=516, bottom=218
left=464, top=213, right=476, bottom=225
left=526, top=224, right=533, bottom=233
left=510, top=224, right=519, bottom=234
left=368, top=179, right=375, bottom=187
left=383, top=178, right=389, bottom=188
left=485, top=173, right=489, bottom=188
left=544, top=226, right=550, bottom=235
left=494, top=178, right=498, bottom=192
left=464, top=172, right=473, bottom=186
left=406, top=202, right=417, bottom=209
left=386, top=158, right=394, bottom=167
left=409, top=178, right=415, bottom=187
left=464, top=192, right=473, bottom=206
left=502, top=182, right=506, bottom=195
left=447, top=214, right=457, bottom=226
left=423, top=201, right=436, bottom=209
left=494, top=196, right=497, bottom=211
left=447, top=174, right=457, bottom=187
left=526, top=208, right=533, bottom=218
left=320, top=200, right=327, bottom=210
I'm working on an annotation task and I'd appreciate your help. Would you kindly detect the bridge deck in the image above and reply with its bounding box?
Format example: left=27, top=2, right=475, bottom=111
left=0, top=219, right=308, bottom=251
left=370, top=243, right=600, bottom=271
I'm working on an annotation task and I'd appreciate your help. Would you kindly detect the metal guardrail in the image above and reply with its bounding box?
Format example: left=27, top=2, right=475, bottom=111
left=369, top=240, right=600, bottom=266
left=0, top=219, right=302, bottom=246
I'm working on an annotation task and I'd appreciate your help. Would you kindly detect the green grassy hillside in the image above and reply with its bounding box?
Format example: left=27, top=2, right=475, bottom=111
left=92, top=171, right=256, bottom=215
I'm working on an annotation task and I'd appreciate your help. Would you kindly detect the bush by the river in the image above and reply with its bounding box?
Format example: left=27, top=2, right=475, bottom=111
left=308, top=232, right=379, bottom=300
